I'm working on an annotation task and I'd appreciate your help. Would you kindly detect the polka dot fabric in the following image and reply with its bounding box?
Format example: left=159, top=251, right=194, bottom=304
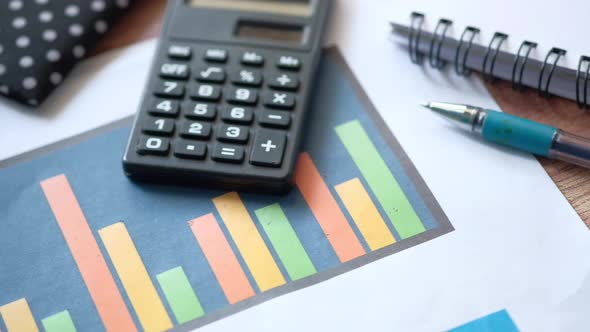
left=0, top=0, right=134, bottom=106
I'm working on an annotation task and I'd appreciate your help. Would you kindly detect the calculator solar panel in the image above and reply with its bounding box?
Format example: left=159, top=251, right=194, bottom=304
left=122, top=0, right=331, bottom=193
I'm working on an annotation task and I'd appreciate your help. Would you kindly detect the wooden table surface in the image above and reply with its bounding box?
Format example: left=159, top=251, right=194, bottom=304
left=97, top=1, right=590, bottom=228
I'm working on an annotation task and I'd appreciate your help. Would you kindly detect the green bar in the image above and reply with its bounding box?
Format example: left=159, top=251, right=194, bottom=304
left=255, top=204, right=317, bottom=281
left=41, top=310, right=77, bottom=332
left=335, top=120, right=425, bottom=239
left=156, top=266, right=204, bottom=324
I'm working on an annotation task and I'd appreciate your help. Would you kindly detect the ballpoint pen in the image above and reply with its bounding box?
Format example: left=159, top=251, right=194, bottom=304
left=421, top=101, right=590, bottom=169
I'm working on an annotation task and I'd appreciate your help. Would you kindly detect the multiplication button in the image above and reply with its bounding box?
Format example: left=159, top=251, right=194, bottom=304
left=250, top=130, right=286, bottom=167
left=212, top=145, right=244, bottom=164
left=174, top=141, right=207, bottom=160
left=263, top=92, right=295, bottom=109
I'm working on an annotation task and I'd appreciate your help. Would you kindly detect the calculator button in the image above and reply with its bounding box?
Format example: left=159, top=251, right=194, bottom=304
left=259, top=110, right=291, bottom=128
left=212, top=144, right=244, bottom=164
left=185, top=102, right=217, bottom=120
left=148, top=99, right=180, bottom=117
left=192, top=84, right=222, bottom=101
left=137, top=136, right=170, bottom=156
left=154, top=80, right=185, bottom=98
left=179, top=121, right=212, bottom=140
left=174, top=140, right=207, bottom=160
left=217, top=124, right=249, bottom=143
left=231, top=69, right=262, bottom=87
left=160, top=63, right=190, bottom=80
left=269, top=73, right=299, bottom=91
left=168, top=45, right=191, bottom=60
left=142, top=118, right=175, bottom=136
left=204, top=49, right=228, bottom=63
left=227, top=88, right=258, bottom=105
left=196, top=66, right=225, bottom=83
left=221, top=106, right=254, bottom=124
left=263, top=92, right=295, bottom=109
left=277, top=55, right=301, bottom=71
left=241, top=52, right=265, bottom=66
left=250, top=130, right=286, bottom=167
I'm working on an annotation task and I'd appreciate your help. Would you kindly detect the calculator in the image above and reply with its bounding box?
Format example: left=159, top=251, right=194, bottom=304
left=122, top=0, right=331, bottom=193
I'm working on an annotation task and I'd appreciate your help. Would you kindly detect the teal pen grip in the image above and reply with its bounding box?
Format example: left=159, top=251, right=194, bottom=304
left=481, top=110, right=558, bottom=157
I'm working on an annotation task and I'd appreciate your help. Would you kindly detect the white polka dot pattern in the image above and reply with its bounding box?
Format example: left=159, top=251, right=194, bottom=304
left=0, top=0, right=135, bottom=106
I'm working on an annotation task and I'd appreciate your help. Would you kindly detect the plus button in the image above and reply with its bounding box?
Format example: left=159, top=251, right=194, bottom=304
left=261, top=140, right=277, bottom=152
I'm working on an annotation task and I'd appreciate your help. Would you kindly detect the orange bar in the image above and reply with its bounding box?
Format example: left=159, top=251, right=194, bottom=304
left=294, top=153, right=365, bottom=262
left=40, top=175, right=136, bottom=332
left=189, top=213, right=255, bottom=304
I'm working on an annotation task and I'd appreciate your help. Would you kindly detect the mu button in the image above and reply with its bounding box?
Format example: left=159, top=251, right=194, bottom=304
left=250, top=130, right=287, bottom=167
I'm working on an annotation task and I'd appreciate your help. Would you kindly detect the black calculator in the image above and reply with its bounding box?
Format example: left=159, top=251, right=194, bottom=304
left=122, top=0, right=331, bottom=193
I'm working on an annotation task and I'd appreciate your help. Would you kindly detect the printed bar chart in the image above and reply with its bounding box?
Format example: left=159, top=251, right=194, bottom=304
left=156, top=267, right=204, bottom=324
left=189, top=214, right=256, bottom=304
left=255, top=204, right=317, bottom=281
left=41, top=310, right=77, bottom=332
left=0, top=299, right=38, bottom=332
left=335, top=120, right=426, bottom=239
left=294, top=152, right=366, bottom=262
left=39, top=175, right=137, bottom=332
left=335, top=178, right=396, bottom=250
left=213, top=192, right=286, bottom=291
left=98, top=222, right=173, bottom=332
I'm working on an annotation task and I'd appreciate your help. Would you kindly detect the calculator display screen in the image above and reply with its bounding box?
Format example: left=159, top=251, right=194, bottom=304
left=188, top=0, right=312, bottom=17
left=236, top=21, right=304, bottom=44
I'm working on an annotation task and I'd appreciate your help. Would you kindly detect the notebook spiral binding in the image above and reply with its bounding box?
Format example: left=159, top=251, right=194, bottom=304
left=455, top=26, right=480, bottom=76
left=407, top=12, right=590, bottom=109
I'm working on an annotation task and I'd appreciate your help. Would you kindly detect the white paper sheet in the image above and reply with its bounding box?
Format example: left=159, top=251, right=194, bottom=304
left=1, top=1, right=588, bottom=330
left=0, top=39, right=156, bottom=161
left=388, top=0, right=589, bottom=70
left=193, top=1, right=590, bottom=331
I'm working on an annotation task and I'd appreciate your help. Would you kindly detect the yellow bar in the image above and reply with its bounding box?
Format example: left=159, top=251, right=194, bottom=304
left=0, top=298, right=39, bottom=332
left=213, top=192, right=286, bottom=291
left=99, top=222, right=172, bottom=332
left=335, top=178, right=396, bottom=250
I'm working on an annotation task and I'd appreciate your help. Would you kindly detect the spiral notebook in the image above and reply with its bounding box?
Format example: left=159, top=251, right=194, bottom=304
left=388, top=0, right=590, bottom=108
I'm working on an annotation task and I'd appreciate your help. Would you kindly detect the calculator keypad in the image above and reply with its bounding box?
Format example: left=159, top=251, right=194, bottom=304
left=131, top=44, right=309, bottom=180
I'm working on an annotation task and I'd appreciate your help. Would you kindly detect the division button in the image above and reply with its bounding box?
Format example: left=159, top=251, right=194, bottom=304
left=263, top=92, right=295, bottom=109
left=137, top=136, right=170, bottom=156
left=277, top=55, right=301, bottom=70
left=204, top=49, right=228, bottom=63
left=174, top=140, right=207, bottom=160
left=249, top=130, right=286, bottom=167
left=168, top=45, right=192, bottom=59
left=259, top=110, right=291, bottom=128
left=269, top=73, right=299, bottom=91
left=212, top=144, right=245, bottom=163
left=196, top=66, right=225, bottom=83
left=241, top=52, right=265, bottom=66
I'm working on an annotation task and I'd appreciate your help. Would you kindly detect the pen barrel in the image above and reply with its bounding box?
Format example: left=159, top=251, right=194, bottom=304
left=549, top=131, right=590, bottom=169
left=480, top=111, right=557, bottom=157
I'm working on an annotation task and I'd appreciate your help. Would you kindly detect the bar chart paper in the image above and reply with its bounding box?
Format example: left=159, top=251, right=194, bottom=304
left=0, top=49, right=452, bottom=331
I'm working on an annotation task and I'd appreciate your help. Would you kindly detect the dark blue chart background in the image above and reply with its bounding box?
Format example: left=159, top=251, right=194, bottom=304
left=0, top=49, right=451, bottom=331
